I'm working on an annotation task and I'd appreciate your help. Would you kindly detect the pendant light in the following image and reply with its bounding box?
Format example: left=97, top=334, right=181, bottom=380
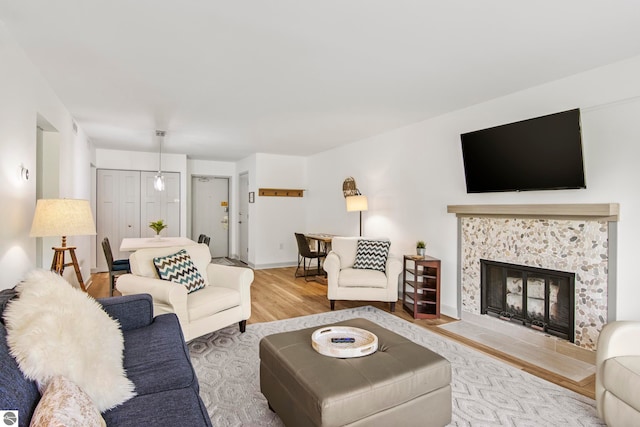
left=154, top=130, right=166, bottom=191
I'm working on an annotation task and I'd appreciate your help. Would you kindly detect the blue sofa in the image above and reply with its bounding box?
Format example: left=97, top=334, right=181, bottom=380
left=0, top=292, right=212, bottom=427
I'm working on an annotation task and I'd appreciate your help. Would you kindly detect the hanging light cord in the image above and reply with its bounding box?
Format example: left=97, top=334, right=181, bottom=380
left=156, top=130, right=165, bottom=174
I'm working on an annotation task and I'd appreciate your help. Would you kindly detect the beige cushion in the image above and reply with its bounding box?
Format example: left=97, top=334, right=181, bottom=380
left=187, top=286, right=241, bottom=321
left=602, top=356, right=640, bottom=413
left=31, top=376, right=106, bottom=427
left=338, top=267, right=388, bottom=288
left=129, top=244, right=210, bottom=286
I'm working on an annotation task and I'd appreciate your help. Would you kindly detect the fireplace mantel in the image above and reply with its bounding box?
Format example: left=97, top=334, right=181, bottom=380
left=447, top=203, right=619, bottom=221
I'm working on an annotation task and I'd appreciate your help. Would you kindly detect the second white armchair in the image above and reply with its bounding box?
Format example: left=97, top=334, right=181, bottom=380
left=596, top=321, right=640, bottom=426
left=323, top=237, right=402, bottom=312
left=116, top=243, right=254, bottom=341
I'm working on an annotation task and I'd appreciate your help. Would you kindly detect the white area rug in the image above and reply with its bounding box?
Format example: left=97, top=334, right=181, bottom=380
left=188, top=306, right=604, bottom=426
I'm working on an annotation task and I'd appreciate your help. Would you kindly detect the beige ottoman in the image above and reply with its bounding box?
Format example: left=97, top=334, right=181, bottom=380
left=259, top=318, right=451, bottom=427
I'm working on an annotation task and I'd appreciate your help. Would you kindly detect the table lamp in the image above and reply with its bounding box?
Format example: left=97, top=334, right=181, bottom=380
left=346, top=194, right=368, bottom=237
left=29, top=199, right=97, bottom=291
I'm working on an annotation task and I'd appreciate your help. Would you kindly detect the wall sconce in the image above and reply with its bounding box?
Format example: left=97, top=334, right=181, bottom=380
left=342, top=177, right=358, bottom=197
left=19, top=164, right=29, bottom=181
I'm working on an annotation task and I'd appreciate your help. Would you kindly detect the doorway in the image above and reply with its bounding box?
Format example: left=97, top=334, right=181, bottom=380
left=191, top=176, right=229, bottom=258
left=238, top=173, right=249, bottom=263
left=35, top=117, right=60, bottom=268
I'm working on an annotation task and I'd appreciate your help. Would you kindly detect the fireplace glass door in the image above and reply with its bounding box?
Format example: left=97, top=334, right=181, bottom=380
left=481, top=260, right=575, bottom=342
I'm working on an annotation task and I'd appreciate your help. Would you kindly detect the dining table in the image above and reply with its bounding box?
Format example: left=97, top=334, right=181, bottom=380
left=304, top=233, right=337, bottom=254
left=119, top=236, right=198, bottom=252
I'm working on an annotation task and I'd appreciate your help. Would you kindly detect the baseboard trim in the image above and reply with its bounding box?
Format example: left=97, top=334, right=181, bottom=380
left=252, top=262, right=297, bottom=270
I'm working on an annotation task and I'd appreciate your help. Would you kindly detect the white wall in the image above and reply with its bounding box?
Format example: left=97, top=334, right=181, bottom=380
left=238, top=153, right=308, bottom=268
left=307, top=55, right=640, bottom=321
left=0, top=23, right=94, bottom=289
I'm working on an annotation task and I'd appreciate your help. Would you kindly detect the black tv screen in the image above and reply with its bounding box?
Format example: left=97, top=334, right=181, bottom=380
left=460, top=109, right=586, bottom=193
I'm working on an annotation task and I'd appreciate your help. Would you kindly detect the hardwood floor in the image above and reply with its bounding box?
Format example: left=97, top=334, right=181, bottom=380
left=88, top=265, right=595, bottom=399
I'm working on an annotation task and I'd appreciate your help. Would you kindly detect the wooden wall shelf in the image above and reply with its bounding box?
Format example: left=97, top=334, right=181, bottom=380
left=259, top=188, right=304, bottom=197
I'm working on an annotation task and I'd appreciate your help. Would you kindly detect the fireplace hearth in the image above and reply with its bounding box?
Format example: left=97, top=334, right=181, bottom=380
left=481, top=259, right=575, bottom=342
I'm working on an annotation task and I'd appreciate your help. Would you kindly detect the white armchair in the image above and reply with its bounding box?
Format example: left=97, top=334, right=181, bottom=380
left=116, top=244, right=254, bottom=341
left=323, top=237, right=402, bottom=312
left=596, top=321, right=640, bottom=426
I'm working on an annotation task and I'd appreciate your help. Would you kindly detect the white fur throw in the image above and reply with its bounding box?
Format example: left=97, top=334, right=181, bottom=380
left=4, top=270, right=136, bottom=412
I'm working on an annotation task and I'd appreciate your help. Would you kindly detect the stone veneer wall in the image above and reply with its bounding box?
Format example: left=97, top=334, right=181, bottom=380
left=460, top=217, right=609, bottom=350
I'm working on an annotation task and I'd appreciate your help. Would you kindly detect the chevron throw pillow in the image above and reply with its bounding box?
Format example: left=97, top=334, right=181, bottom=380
left=153, top=249, right=206, bottom=293
left=352, top=239, right=391, bottom=272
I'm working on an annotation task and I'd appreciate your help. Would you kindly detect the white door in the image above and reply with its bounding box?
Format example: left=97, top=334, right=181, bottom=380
left=96, top=170, right=141, bottom=270
left=191, top=176, right=229, bottom=258
left=140, top=171, right=180, bottom=237
left=238, top=173, right=249, bottom=263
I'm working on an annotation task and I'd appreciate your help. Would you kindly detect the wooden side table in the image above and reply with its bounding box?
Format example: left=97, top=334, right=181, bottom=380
left=402, top=255, right=441, bottom=319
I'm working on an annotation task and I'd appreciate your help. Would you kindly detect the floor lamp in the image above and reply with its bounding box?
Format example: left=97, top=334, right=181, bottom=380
left=30, top=199, right=97, bottom=291
left=346, top=195, right=368, bottom=237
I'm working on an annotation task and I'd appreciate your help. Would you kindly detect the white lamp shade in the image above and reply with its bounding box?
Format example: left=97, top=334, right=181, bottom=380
left=346, top=195, right=368, bottom=212
left=29, top=199, right=97, bottom=238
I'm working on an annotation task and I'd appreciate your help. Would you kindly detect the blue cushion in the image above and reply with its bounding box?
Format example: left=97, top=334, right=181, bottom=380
left=0, top=326, right=40, bottom=424
left=98, top=294, right=153, bottom=331
left=102, top=387, right=212, bottom=427
left=121, top=314, right=196, bottom=395
left=112, top=264, right=130, bottom=272
left=0, top=288, right=18, bottom=324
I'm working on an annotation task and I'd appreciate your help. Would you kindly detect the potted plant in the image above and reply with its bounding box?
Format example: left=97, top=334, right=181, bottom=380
left=416, top=241, right=426, bottom=257
left=149, top=220, right=168, bottom=239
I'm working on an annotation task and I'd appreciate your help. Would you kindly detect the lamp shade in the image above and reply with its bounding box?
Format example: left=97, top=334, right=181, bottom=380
left=30, top=199, right=97, bottom=238
left=346, top=195, right=368, bottom=212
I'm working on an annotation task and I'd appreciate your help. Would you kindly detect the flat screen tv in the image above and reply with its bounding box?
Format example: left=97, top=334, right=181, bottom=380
left=460, top=108, right=586, bottom=193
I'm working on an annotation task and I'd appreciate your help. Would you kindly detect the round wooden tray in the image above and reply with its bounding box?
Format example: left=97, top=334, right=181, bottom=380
left=311, top=326, right=378, bottom=358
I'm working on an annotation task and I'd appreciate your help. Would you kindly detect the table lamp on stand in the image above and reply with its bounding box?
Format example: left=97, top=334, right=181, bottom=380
left=29, top=199, right=97, bottom=291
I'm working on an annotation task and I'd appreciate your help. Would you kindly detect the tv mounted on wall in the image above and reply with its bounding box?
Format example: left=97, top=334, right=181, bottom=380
left=460, top=108, right=586, bottom=193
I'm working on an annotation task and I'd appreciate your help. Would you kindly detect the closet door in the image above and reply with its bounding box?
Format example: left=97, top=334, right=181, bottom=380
left=96, top=170, right=141, bottom=270
left=140, top=171, right=180, bottom=237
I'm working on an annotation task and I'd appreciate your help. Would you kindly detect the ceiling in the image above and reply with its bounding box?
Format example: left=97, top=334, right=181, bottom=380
left=1, top=1, right=640, bottom=161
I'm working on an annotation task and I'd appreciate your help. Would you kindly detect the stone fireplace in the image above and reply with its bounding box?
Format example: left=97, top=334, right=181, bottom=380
left=448, top=204, right=619, bottom=350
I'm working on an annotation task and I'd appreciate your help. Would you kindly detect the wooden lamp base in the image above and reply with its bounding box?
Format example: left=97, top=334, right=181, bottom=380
left=51, top=246, right=87, bottom=292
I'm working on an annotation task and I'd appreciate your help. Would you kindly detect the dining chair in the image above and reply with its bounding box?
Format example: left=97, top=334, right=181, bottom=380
left=294, top=233, right=327, bottom=281
left=197, top=234, right=211, bottom=247
left=101, top=237, right=131, bottom=296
